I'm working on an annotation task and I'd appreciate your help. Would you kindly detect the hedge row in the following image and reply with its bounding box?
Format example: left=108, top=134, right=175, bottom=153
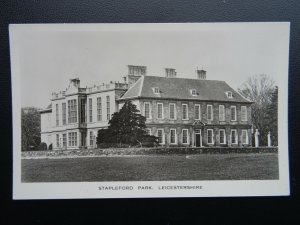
left=22, top=147, right=278, bottom=158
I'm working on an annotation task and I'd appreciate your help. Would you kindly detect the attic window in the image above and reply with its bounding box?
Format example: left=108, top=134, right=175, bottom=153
left=153, top=87, right=160, bottom=94
left=191, top=89, right=197, bottom=96
left=226, top=91, right=233, bottom=98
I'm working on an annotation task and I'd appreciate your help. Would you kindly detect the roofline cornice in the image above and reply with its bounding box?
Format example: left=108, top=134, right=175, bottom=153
left=117, top=96, right=253, bottom=104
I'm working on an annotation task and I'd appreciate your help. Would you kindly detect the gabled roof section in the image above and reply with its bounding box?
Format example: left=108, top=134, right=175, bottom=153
left=39, top=103, right=52, bottom=113
left=120, top=76, right=251, bottom=103
left=121, top=76, right=144, bottom=99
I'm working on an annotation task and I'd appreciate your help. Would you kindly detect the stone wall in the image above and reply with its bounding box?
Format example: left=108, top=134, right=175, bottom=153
left=22, top=147, right=278, bottom=158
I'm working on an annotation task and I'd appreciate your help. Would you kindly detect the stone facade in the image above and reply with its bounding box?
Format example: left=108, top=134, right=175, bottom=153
left=40, top=65, right=253, bottom=150
left=121, top=99, right=252, bottom=147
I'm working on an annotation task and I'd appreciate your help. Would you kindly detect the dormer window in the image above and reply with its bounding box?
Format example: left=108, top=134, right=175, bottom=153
left=153, top=87, right=160, bottom=94
left=191, top=89, right=197, bottom=96
left=226, top=91, right=233, bottom=98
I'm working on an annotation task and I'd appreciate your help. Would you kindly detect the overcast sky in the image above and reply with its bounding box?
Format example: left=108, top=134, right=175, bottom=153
left=10, top=23, right=289, bottom=108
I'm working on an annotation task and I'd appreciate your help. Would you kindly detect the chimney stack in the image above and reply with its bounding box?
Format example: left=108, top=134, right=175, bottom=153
left=128, top=65, right=147, bottom=76
left=70, top=78, right=80, bottom=88
left=165, top=68, right=177, bottom=78
left=126, top=65, right=147, bottom=87
left=197, top=69, right=206, bottom=80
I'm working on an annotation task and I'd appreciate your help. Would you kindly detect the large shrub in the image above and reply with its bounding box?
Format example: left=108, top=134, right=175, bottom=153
left=97, top=101, right=158, bottom=148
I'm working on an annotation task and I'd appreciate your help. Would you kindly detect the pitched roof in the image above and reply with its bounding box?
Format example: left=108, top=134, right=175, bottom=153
left=120, top=76, right=251, bottom=103
left=39, top=103, right=52, bottom=113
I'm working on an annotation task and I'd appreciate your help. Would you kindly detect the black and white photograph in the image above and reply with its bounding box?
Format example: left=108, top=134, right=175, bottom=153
left=10, top=22, right=290, bottom=199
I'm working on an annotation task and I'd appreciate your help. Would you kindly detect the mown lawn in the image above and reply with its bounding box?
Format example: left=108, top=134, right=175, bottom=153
left=21, top=153, right=278, bottom=182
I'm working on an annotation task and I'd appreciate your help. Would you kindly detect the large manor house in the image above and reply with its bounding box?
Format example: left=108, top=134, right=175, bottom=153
left=40, top=65, right=253, bottom=150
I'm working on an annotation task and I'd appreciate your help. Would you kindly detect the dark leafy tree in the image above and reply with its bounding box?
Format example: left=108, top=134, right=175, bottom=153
left=238, top=74, right=276, bottom=146
left=21, top=107, right=41, bottom=151
left=97, top=101, right=157, bottom=147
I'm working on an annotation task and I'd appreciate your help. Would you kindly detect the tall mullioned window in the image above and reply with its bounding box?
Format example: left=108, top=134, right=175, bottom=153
left=170, top=129, right=176, bottom=144
left=90, top=131, right=94, bottom=146
left=241, top=130, right=248, bottom=144
left=219, top=129, right=226, bottom=144
left=56, top=134, right=59, bottom=148
left=241, top=106, right=247, bottom=121
left=182, top=129, right=189, bottom=144
left=169, top=103, right=176, bottom=120
left=182, top=104, right=188, bottom=120
left=195, top=104, right=201, bottom=120
left=97, top=97, right=102, bottom=121
left=219, top=105, right=225, bottom=121
left=157, top=129, right=164, bottom=144
left=62, top=134, right=67, bottom=147
left=231, top=129, right=237, bottom=144
left=56, top=104, right=59, bottom=126
left=68, top=99, right=77, bottom=123
left=207, top=104, right=213, bottom=120
left=106, top=96, right=110, bottom=121
left=68, top=132, right=77, bottom=147
left=89, top=98, right=93, bottom=122
left=157, top=103, right=163, bottom=119
left=207, top=129, right=214, bottom=144
left=144, top=102, right=151, bottom=119
left=62, top=103, right=66, bottom=125
left=231, top=106, right=237, bottom=121
left=80, top=99, right=86, bottom=123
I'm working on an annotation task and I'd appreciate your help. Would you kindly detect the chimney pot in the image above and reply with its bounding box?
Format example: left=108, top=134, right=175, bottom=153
left=196, top=69, right=206, bottom=80
left=165, top=68, right=177, bottom=78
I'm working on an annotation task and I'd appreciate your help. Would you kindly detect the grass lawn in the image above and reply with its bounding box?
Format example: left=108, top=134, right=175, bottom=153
left=21, top=153, right=279, bottom=182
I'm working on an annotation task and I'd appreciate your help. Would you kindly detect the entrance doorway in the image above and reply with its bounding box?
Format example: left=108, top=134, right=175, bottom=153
left=195, top=129, right=202, bottom=147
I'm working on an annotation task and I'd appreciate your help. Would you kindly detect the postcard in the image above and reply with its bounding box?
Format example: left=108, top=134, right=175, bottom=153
left=10, top=22, right=290, bottom=199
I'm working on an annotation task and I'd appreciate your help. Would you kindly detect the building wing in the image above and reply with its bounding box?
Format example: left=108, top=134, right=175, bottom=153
left=120, top=76, right=251, bottom=103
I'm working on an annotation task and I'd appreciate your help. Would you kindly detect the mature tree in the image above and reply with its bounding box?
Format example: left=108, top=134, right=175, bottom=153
left=97, top=101, right=157, bottom=147
left=21, top=107, right=41, bottom=151
left=238, top=74, right=276, bottom=146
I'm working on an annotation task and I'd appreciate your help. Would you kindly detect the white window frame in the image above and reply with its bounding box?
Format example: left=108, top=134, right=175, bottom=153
left=241, top=106, right=248, bottom=121
left=62, top=102, right=66, bottom=125
left=207, top=129, right=214, bottom=144
left=207, top=104, right=213, bottom=121
left=182, top=129, right=189, bottom=144
left=97, top=97, right=102, bottom=121
left=62, top=133, right=67, bottom=147
left=170, top=129, right=177, bottom=144
left=157, top=129, right=164, bottom=144
left=68, top=132, right=77, bottom=147
left=219, top=129, right=226, bottom=144
left=219, top=105, right=225, bottom=122
left=241, top=129, right=248, bottom=144
left=89, top=131, right=94, bottom=146
left=89, top=98, right=93, bottom=123
left=157, top=102, right=164, bottom=119
left=191, top=89, right=197, bottom=96
left=106, top=95, right=110, bottom=121
left=226, top=91, right=233, bottom=98
left=231, top=129, right=238, bottom=144
left=195, top=104, right=201, bottom=120
left=56, top=134, right=59, bottom=148
left=153, top=87, right=160, bottom=94
left=56, top=104, right=59, bottom=126
left=169, top=103, right=176, bottom=120
left=182, top=104, right=189, bottom=120
left=230, top=106, right=237, bottom=121
left=68, top=99, right=77, bottom=124
left=144, top=102, right=151, bottom=119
